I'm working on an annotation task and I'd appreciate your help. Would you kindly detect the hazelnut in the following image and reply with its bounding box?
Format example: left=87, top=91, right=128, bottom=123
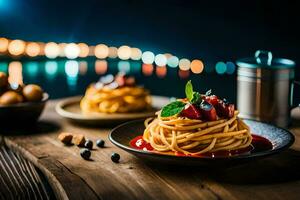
left=0, top=72, right=8, bottom=88
left=0, top=91, right=23, bottom=105
left=23, top=84, right=43, bottom=102
left=58, top=132, right=73, bottom=145
left=73, top=134, right=86, bottom=147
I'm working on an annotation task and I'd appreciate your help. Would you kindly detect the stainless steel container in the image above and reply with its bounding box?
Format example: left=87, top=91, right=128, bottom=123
left=236, top=50, right=295, bottom=128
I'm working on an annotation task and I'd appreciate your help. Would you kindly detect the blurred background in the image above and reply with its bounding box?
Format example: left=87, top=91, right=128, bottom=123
left=0, top=0, right=299, bottom=103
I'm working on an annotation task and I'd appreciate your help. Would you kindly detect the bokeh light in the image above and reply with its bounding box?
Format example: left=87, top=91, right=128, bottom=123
left=142, top=51, right=155, bottom=64
left=215, top=61, right=227, bottom=74
left=38, top=42, right=46, bottom=56
left=154, top=54, right=167, bottom=66
left=178, top=69, right=190, bottom=79
left=8, top=39, right=26, bottom=56
left=130, top=48, right=142, bottom=60
left=95, top=60, right=108, bottom=75
left=58, top=43, right=67, bottom=57
left=8, top=61, right=23, bottom=84
left=226, top=61, right=236, bottom=74
left=45, top=61, right=58, bottom=78
left=156, top=66, right=167, bottom=78
left=0, top=37, right=9, bottom=53
left=0, top=62, right=8, bottom=72
left=117, top=61, right=130, bottom=73
left=65, top=61, right=79, bottom=90
left=167, top=56, right=179, bottom=68
left=25, top=42, right=40, bottom=57
left=95, top=44, right=109, bottom=59
left=79, top=61, right=88, bottom=75
left=45, top=42, right=60, bottom=59
left=65, top=60, right=79, bottom=77
left=78, top=43, right=89, bottom=58
left=142, top=64, right=154, bottom=76
left=108, top=47, right=118, bottom=58
left=191, top=59, right=204, bottom=74
left=130, top=61, right=141, bottom=73
left=65, top=43, right=80, bottom=59
left=118, top=45, right=131, bottom=60
left=24, top=61, right=39, bottom=77
left=88, top=46, right=95, bottom=56
left=179, top=58, right=191, bottom=71
left=164, top=53, right=172, bottom=59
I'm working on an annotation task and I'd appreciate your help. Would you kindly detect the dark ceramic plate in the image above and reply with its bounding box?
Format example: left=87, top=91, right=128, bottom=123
left=109, top=119, right=295, bottom=166
left=0, top=93, right=49, bottom=125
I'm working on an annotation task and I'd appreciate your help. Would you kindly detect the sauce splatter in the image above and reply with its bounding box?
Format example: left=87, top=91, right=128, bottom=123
left=130, top=136, right=153, bottom=151
left=129, top=134, right=272, bottom=158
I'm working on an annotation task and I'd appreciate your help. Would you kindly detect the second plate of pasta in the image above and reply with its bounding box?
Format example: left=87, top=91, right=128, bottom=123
left=56, top=95, right=171, bottom=125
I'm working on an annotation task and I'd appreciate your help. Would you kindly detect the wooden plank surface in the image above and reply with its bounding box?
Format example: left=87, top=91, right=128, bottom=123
left=3, top=100, right=300, bottom=200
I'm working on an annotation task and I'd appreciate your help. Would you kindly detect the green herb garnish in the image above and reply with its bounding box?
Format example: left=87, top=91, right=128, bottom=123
left=160, top=80, right=202, bottom=117
left=185, top=80, right=193, bottom=102
left=185, top=80, right=201, bottom=104
left=191, top=92, right=201, bottom=104
left=161, top=101, right=186, bottom=117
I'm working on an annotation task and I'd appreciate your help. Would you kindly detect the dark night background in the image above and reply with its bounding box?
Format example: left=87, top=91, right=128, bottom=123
left=0, top=0, right=299, bottom=102
left=1, top=0, right=299, bottom=62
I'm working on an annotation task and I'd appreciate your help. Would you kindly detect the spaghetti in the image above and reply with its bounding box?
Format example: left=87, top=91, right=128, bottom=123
left=141, top=80, right=252, bottom=155
left=143, top=111, right=252, bottom=155
left=80, top=74, right=152, bottom=114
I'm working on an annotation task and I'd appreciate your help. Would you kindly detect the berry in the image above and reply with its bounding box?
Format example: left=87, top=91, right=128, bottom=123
left=111, top=153, right=120, bottom=163
left=205, top=95, right=219, bottom=106
left=84, top=139, right=93, bottom=149
left=215, top=100, right=235, bottom=118
left=181, top=104, right=202, bottom=119
left=96, top=139, right=105, bottom=148
left=80, top=149, right=91, bottom=160
left=200, top=101, right=217, bottom=121
left=226, top=104, right=235, bottom=118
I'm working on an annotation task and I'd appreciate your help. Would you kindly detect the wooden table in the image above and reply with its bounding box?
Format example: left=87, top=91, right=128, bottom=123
left=3, top=99, right=300, bottom=200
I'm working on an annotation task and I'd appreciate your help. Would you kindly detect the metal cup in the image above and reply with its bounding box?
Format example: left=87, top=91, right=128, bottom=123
left=236, top=50, right=296, bottom=128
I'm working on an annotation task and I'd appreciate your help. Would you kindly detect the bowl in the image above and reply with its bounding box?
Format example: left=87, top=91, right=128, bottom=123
left=0, top=93, right=49, bottom=125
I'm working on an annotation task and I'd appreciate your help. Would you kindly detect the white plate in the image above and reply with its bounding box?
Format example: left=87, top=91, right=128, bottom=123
left=55, top=95, right=171, bottom=125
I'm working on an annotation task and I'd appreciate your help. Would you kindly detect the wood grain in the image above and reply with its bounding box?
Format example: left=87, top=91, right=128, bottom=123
left=3, top=100, right=300, bottom=200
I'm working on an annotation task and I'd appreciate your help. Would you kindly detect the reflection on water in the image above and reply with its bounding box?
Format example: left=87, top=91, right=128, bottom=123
left=142, top=64, right=154, bottom=76
left=65, top=60, right=79, bottom=91
left=45, top=61, right=58, bottom=79
left=95, top=60, right=107, bottom=75
left=79, top=61, right=88, bottom=75
left=24, top=62, right=39, bottom=78
left=0, top=58, right=236, bottom=101
left=156, top=66, right=167, bottom=78
left=0, top=62, right=8, bottom=72
left=117, top=61, right=130, bottom=73
left=8, top=61, right=23, bottom=84
left=178, top=69, right=190, bottom=79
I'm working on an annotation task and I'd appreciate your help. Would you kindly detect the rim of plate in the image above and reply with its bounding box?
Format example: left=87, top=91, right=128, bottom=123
left=56, top=95, right=171, bottom=120
left=109, top=119, right=295, bottom=160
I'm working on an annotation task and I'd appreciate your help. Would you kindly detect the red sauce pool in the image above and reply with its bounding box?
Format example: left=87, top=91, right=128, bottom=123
left=129, top=134, right=273, bottom=158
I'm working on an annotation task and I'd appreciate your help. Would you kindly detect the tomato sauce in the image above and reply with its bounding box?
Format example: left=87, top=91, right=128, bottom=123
left=129, top=134, right=272, bottom=158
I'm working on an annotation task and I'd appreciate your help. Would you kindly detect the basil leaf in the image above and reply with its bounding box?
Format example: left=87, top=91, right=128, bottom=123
left=185, top=80, right=193, bottom=101
left=161, top=101, right=186, bottom=117
left=191, top=92, right=201, bottom=104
